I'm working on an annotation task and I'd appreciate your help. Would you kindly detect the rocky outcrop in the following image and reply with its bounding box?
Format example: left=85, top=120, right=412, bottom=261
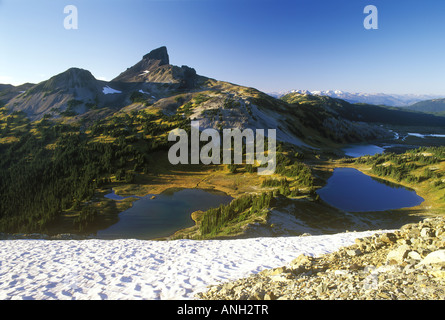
left=112, top=46, right=196, bottom=86
left=197, top=216, right=445, bottom=300
left=142, top=46, right=170, bottom=66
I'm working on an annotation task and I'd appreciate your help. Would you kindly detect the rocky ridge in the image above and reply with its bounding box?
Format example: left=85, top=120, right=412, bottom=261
left=197, top=216, right=445, bottom=300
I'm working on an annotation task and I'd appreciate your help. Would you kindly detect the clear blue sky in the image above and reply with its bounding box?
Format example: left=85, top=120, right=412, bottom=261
left=1, top=0, right=445, bottom=95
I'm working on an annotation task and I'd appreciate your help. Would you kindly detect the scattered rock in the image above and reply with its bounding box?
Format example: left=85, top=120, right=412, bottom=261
left=197, top=216, right=445, bottom=300
left=429, top=270, right=445, bottom=281
left=290, top=254, right=313, bottom=268
left=264, top=292, right=277, bottom=300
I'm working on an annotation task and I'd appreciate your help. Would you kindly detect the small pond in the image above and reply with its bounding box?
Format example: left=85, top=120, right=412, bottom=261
left=316, top=168, right=424, bottom=212
left=97, top=188, right=233, bottom=240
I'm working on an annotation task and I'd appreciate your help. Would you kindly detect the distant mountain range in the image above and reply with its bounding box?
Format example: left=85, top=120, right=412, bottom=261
left=270, top=90, right=445, bottom=108
left=407, top=98, right=445, bottom=114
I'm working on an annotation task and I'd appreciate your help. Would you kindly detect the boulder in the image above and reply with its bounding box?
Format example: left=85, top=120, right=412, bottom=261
left=420, top=228, right=434, bottom=238
left=407, top=251, right=422, bottom=261
left=386, top=245, right=410, bottom=264
left=290, top=254, right=313, bottom=267
left=380, top=232, right=398, bottom=244
left=346, top=248, right=362, bottom=257
left=419, top=250, right=445, bottom=265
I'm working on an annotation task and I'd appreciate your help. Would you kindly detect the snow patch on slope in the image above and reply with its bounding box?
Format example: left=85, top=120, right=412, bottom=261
left=103, top=86, right=122, bottom=95
left=0, top=230, right=390, bottom=300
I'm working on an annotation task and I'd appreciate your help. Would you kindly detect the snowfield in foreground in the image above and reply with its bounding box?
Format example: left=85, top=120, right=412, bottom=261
left=0, top=230, right=390, bottom=300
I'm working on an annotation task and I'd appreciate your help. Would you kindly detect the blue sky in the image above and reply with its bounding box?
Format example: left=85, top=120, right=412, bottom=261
left=1, top=0, right=445, bottom=95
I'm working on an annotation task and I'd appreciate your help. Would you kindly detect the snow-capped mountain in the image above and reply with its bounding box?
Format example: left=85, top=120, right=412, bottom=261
left=272, top=90, right=445, bottom=107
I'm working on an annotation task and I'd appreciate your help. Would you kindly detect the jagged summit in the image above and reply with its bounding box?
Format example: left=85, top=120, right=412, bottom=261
left=142, top=46, right=169, bottom=66
left=112, top=46, right=198, bottom=88
left=112, top=46, right=173, bottom=82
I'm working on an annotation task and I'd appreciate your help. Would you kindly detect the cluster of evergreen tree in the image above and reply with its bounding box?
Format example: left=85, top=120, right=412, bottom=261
left=355, top=147, right=445, bottom=167
left=261, top=177, right=289, bottom=187
left=371, top=163, right=416, bottom=183
left=0, top=109, right=183, bottom=233
left=275, top=161, right=313, bottom=186
left=260, top=177, right=299, bottom=197
left=355, top=147, right=445, bottom=187
left=89, top=110, right=186, bottom=139
left=199, top=192, right=274, bottom=237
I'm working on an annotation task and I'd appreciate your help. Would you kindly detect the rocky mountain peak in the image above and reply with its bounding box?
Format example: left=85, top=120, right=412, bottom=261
left=142, top=46, right=169, bottom=66
left=111, top=46, right=198, bottom=89
left=112, top=46, right=173, bottom=82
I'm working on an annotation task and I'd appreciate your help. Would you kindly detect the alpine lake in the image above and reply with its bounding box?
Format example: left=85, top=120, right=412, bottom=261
left=96, top=134, right=443, bottom=240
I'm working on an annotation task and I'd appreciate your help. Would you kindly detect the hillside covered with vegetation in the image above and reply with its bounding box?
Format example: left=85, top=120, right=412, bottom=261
left=1, top=47, right=445, bottom=239
left=0, top=106, right=187, bottom=233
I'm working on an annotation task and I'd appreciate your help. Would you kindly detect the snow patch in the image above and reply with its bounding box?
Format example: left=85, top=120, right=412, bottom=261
left=102, top=86, right=122, bottom=95
left=0, top=230, right=390, bottom=300
left=407, top=133, right=445, bottom=139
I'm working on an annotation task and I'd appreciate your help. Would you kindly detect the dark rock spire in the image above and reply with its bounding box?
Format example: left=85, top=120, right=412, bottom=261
left=143, top=46, right=169, bottom=66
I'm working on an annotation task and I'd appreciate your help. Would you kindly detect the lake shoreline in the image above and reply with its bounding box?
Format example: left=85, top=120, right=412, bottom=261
left=33, top=136, right=445, bottom=241
left=94, top=188, right=233, bottom=240
left=317, top=167, right=424, bottom=212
